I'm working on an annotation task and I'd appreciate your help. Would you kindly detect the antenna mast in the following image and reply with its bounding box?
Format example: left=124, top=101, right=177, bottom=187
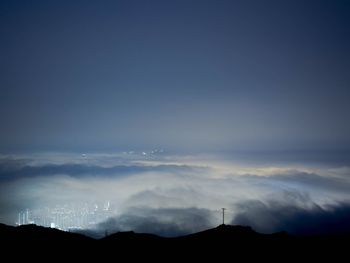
left=221, top=208, right=226, bottom=225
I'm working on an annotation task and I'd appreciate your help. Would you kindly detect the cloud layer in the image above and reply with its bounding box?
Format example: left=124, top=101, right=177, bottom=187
left=0, top=152, right=350, bottom=237
left=97, top=207, right=214, bottom=237
left=232, top=198, right=350, bottom=235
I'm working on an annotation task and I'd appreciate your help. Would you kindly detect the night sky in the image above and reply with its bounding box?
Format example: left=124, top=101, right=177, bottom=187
left=2, top=0, right=350, bottom=152
left=1, top=0, right=350, bottom=236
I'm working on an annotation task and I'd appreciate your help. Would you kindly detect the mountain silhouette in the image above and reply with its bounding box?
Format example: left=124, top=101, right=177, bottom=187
left=0, top=223, right=348, bottom=260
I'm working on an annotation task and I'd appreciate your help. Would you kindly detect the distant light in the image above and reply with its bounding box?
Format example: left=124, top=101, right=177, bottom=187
left=50, top=222, right=55, bottom=228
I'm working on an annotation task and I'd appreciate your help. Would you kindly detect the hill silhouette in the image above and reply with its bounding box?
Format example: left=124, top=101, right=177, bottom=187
left=0, top=223, right=348, bottom=260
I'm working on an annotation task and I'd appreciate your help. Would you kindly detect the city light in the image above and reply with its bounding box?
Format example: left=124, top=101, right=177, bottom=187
left=16, top=201, right=114, bottom=231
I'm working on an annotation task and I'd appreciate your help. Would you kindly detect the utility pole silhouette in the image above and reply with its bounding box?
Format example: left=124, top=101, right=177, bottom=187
left=221, top=208, right=226, bottom=225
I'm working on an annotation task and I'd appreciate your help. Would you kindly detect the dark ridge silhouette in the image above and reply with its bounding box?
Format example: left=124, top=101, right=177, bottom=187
left=0, top=223, right=93, bottom=243
left=181, top=224, right=259, bottom=239
left=0, top=223, right=348, bottom=260
left=101, top=230, right=164, bottom=242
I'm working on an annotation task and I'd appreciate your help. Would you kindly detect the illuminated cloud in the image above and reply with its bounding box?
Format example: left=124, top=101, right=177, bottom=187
left=0, top=152, right=349, bottom=236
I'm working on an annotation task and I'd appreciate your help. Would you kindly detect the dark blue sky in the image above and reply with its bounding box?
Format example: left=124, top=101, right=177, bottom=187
left=1, top=0, right=349, bottom=153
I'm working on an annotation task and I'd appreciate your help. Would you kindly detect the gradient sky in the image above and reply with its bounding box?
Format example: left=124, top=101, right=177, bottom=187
left=1, top=0, right=350, bottom=154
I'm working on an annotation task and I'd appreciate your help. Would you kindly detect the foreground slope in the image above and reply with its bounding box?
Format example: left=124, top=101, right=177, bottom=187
left=0, top=223, right=348, bottom=260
